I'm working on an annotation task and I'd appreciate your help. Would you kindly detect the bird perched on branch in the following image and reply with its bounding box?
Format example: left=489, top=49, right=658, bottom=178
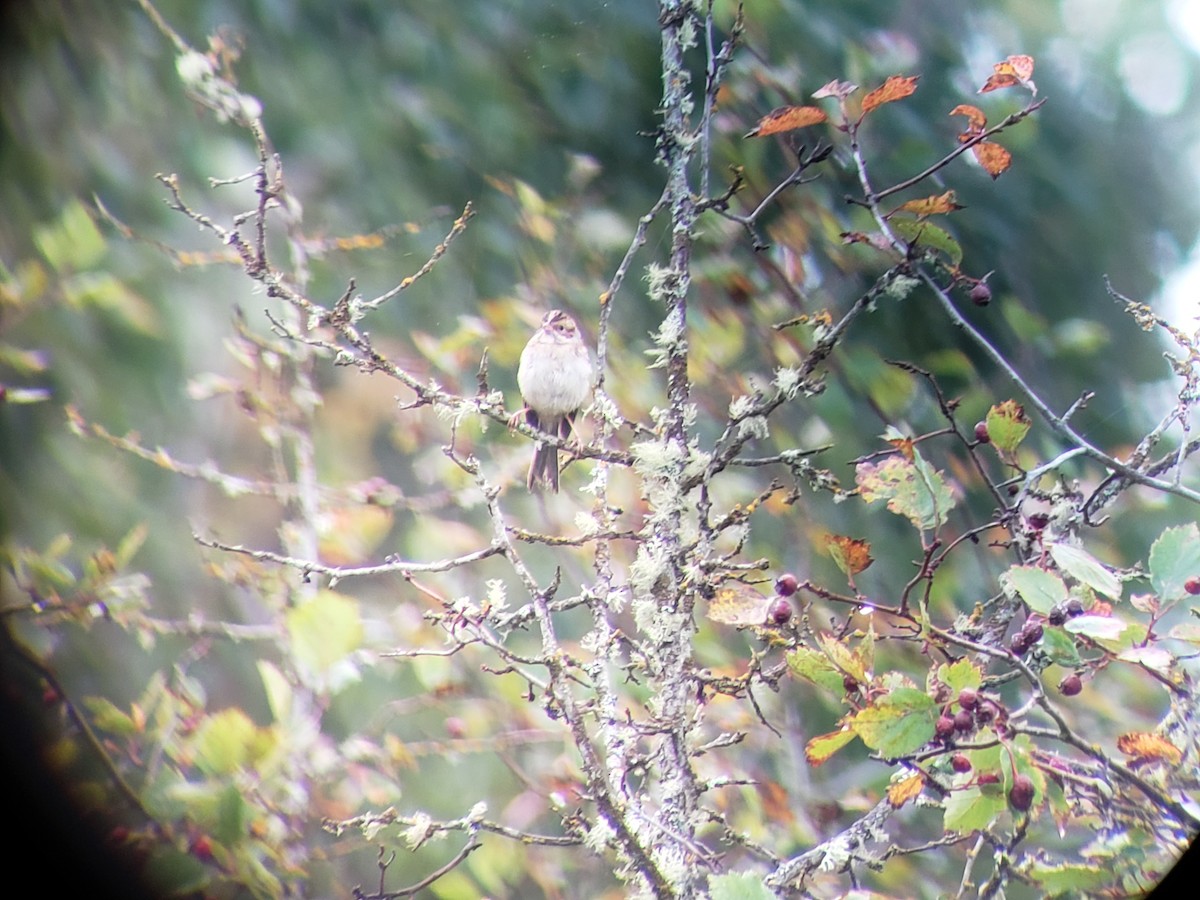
left=517, top=309, right=594, bottom=491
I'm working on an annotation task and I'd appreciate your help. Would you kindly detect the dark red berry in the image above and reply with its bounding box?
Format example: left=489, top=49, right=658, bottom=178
left=1058, top=674, right=1082, bottom=696
left=1010, top=633, right=1029, bottom=655
left=1009, top=774, right=1035, bottom=812
left=1048, top=607, right=1066, bottom=626
left=958, top=688, right=978, bottom=711
left=775, top=573, right=799, bottom=597
left=191, top=835, right=214, bottom=861
left=1027, top=512, right=1050, bottom=531
left=843, top=675, right=859, bottom=694
left=935, top=715, right=956, bottom=740
left=951, top=753, right=972, bottom=774
left=970, top=282, right=992, bottom=306
left=769, top=598, right=793, bottom=625
left=974, top=421, right=990, bottom=444
left=953, top=709, right=975, bottom=733
left=1064, top=597, right=1084, bottom=617
left=1022, top=621, right=1044, bottom=644
left=977, top=771, right=1001, bottom=785
left=1184, top=577, right=1200, bottom=596
left=975, top=702, right=995, bottom=724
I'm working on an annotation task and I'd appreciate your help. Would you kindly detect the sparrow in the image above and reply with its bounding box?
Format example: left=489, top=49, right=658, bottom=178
left=517, top=309, right=594, bottom=491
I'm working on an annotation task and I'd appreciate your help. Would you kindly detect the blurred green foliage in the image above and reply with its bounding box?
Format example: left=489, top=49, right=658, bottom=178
left=1, top=0, right=1198, bottom=896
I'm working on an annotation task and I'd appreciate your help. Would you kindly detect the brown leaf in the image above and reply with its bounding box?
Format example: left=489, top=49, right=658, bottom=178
left=745, top=104, right=828, bottom=138
left=972, top=141, right=1012, bottom=178
left=813, top=79, right=858, bottom=100
left=887, top=773, right=925, bottom=808
left=949, top=103, right=987, bottom=132
left=862, top=75, right=919, bottom=115
left=895, top=190, right=964, bottom=218
left=824, top=534, right=874, bottom=577
left=979, top=54, right=1037, bottom=94
left=1116, top=732, right=1183, bottom=766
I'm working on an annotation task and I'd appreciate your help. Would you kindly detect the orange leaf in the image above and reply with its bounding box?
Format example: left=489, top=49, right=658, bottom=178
left=745, top=104, right=828, bottom=138
left=887, top=773, right=925, bottom=808
left=972, top=141, right=1012, bottom=178
left=979, top=54, right=1036, bottom=94
left=1116, top=732, right=1183, bottom=765
left=824, top=534, right=874, bottom=577
left=949, top=103, right=987, bottom=132
left=895, top=190, right=964, bottom=217
left=862, top=75, right=919, bottom=115
left=886, top=434, right=917, bottom=460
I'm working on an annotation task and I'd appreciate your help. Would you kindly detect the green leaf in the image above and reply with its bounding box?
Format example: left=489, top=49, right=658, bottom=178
left=856, top=448, right=954, bottom=531
left=215, top=783, right=250, bottom=845
left=286, top=589, right=364, bottom=677
left=805, top=727, right=857, bottom=766
left=33, top=200, right=106, bottom=272
left=257, top=661, right=293, bottom=724
left=850, top=687, right=937, bottom=757
left=1040, top=627, right=1081, bottom=667
left=944, top=785, right=1004, bottom=833
left=143, top=846, right=211, bottom=897
left=709, top=872, right=776, bottom=900
left=1149, top=524, right=1200, bottom=601
left=1026, top=862, right=1111, bottom=897
left=1049, top=543, right=1121, bottom=600
left=985, top=400, right=1031, bottom=453
left=190, top=707, right=273, bottom=776
left=786, top=647, right=846, bottom=693
left=935, top=658, right=982, bottom=694
left=890, top=217, right=963, bottom=266
left=1064, top=614, right=1138, bottom=651
left=1001, top=565, right=1067, bottom=614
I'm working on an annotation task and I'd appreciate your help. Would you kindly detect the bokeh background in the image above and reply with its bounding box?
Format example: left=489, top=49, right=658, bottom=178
left=2, top=0, right=1198, bottom=896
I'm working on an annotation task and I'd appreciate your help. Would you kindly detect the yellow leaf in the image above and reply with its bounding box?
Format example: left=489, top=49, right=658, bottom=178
left=887, top=773, right=925, bottom=808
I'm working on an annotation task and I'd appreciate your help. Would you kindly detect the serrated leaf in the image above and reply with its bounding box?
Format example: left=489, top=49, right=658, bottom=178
left=850, top=687, right=937, bottom=757
left=1002, top=565, right=1067, bottom=614
left=1049, top=543, right=1121, bottom=600
left=894, top=190, right=963, bottom=218
left=1148, top=524, right=1200, bottom=601
left=1063, top=614, right=1133, bottom=647
left=745, top=104, right=828, bottom=138
left=786, top=647, right=846, bottom=693
left=708, top=582, right=770, bottom=627
left=861, top=74, right=919, bottom=114
left=986, top=400, right=1031, bottom=453
left=1116, top=646, right=1174, bottom=677
left=856, top=448, right=954, bottom=531
left=817, top=631, right=868, bottom=682
left=935, top=658, right=983, bottom=694
left=1026, top=862, right=1111, bottom=895
left=824, top=534, right=873, bottom=577
left=1116, top=732, right=1182, bottom=765
left=805, top=727, right=857, bottom=766
left=1040, top=627, right=1082, bottom=667
left=944, top=786, right=1004, bottom=833
left=889, top=218, right=963, bottom=266
left=972, top=141, right=1013, bottom=178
